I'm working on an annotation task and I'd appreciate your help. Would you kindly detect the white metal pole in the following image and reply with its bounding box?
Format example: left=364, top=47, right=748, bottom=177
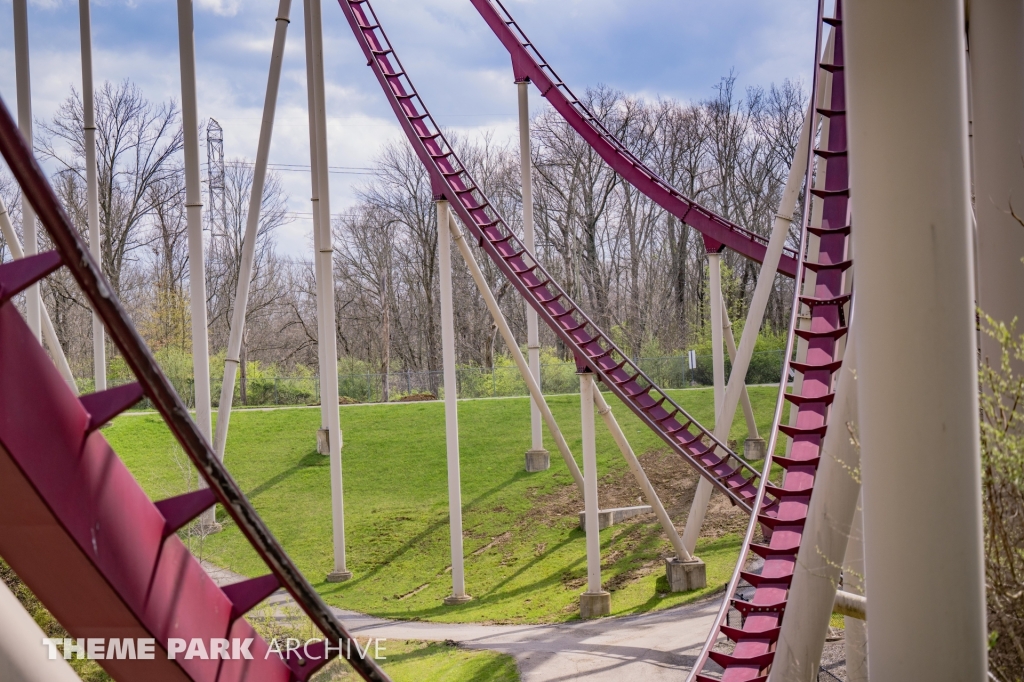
left=579, top=371, right=602, bottom=591
left=0, top=196, right=76, bottom=392
left=969, top=0, right=1024, bottom=362
left=79, top=0, right=105, bottom=393
left=212, top=0, right=293, bottom=460
left=592, top=388, right=691, bottom=562
left=176, top=0, right=213, bottom=451
left=843, top=494, right=868, bottom=682
left=770, top=332, right=859, bottom=682
left=517, top=81, right=547, bottom=463
left=680, top=249, right=726, bottom=555
left=302, top=0, right=330, bottom=442
left=447, top=215, right=586, bottom=492
left=305, top=0, right=349, bottom=581
left=0, top=581, right=81, bottom=682
left=578, top=371, right=610, bottom=617
left=437, top=200, right=469, bottom=603
left=721, top=301, right=759, bottom=440
left=845, top=1, right=986, bottom=679
left=12, top=0, right=39, bottom=342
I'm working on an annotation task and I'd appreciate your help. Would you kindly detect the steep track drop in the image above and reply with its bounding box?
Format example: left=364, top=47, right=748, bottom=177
left=336, top=0, right=769, bottom=512
left=688, top=3, right=855, bottom=680
left=0, top=99, right=388, bottom=682
left=471, top=0, right=801, bottom=279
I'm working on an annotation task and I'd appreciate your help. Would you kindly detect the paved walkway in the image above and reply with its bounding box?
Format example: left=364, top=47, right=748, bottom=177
left=203, top=563, right=719, bottom=681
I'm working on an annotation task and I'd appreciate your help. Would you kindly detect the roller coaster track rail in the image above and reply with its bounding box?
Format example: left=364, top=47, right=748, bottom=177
left=0, top=97, right=389, bottom=682
left=470, top=0, right=801, bottom=279
left=336, top=0, right=771, bottom=513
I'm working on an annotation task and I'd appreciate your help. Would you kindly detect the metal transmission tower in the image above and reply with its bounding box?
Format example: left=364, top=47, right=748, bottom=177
left=205, top=118, right=227, bottom=236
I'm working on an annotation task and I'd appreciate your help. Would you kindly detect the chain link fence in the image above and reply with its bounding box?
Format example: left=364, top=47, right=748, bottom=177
left=83, top=350, right=785, bottom=409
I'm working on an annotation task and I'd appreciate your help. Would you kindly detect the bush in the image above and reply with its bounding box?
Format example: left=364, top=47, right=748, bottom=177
left=979, top=314, right=1024, bottom=681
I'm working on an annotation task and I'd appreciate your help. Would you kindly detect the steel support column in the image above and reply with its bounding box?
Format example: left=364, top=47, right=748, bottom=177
left=969, top=0, right=1024, bottom=357
left=213, top=0, right=292, bottom=460
left=437, top=200, right=469, bottom=604
left=516, top=81, right=548, bottom=465
left=79, top=0, right=105, bottom=392
left=176, top=0, right=213, bottom=452
left=12, top=0, right=39, bottom=341
left=305, top=0, right=349, bottom=582
left=845, top=1, right=986, bottom=678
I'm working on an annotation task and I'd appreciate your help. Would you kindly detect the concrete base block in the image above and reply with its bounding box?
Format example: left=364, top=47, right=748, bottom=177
left=525, top=449, right=550, bottom=472
left=664, top=556, right=707, bottom=592
left=744, top=437, right=767, bottom=461
left=317, top=428, right=330, bottom=455
left=443, top=594, right=472, bottom=605
left=578, top=505, right=653, bottom=531
left=325, top=570, right=353, bottom=583
left=579, top=591, right=611, bottom=619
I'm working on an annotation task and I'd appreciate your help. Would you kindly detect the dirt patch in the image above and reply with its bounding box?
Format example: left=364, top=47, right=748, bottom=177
left=338, top=396, right=360, bottom=405
left=523, top=449, right=747, bottom=540
left=396, top=393, right=436, bottom=402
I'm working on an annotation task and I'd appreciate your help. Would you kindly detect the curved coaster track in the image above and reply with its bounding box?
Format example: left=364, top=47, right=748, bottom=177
left=687, top=2, right=854, bottom=679
left=470, top=0, right=801, bottom=279
left=336, top=0, right=768, bottom=514
left=0, top=102, right=387, bottom=682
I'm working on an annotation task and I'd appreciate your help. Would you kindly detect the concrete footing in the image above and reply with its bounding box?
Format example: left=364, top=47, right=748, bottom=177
left=579, top=591, right=611, bottom=619
left=525, top=449, right=550, bottom=472
left=325, top=569, right=353, bottom=583
left=744, top=437, right=767, bottom=461
left=317, top=428, right=329, bottom=455
left=578, top=505, right=652, bottom=531
left=443, top=594, right=473, bottom=605
left=664, top=556, right=707, bottom=592
left=198, top=521, right=223, bottom=535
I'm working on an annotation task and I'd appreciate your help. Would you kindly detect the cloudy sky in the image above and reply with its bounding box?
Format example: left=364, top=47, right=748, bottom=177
left=0, top=0, right=816, bottom=256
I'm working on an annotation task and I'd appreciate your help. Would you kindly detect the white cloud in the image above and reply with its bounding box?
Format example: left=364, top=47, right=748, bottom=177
left=196, top=0, right=241, bottom=18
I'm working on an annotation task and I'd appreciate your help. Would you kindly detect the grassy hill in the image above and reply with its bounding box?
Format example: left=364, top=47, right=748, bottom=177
left=108, top=386, right=782, bottom=625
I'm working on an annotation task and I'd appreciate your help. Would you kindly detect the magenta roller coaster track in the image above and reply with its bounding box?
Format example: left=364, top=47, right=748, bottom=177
left=0, top=2, right=852, bottom=680
left=0, top=101, right=388, bottom=682
left=336, top=0, right=772, bottom=514
left=688, top=2, right=854, bottom=679
left=471, top=0, right=801, bottom=279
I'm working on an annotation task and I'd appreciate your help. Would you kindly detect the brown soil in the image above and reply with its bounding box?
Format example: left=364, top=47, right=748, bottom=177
left=395, top=393, right=437, bottom=402
left=521, top=449, right=748, bottom=540
left=516, top=448, right=749, bottom=595
left=337, top=396, right=360, bottom=405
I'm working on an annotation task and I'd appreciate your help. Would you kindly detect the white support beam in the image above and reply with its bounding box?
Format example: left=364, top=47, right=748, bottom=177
left=680, top=249, right=726, bottom=556
left=176, top=0, right=213, bottom=451
left=517, top=81, right=547, bottom=464
left=592, top=388, right=691, bottom=562
left=212, top=0, right=292, bottom=460
left=846, top=1, right=987, bottom=679
left=447, top=214, right=585, bottom=493
left=721, top=301, right=759, bottom=440
left=0, top=196, right=76, bottom=392
left=12, top=0, right=39, bottom=342
left=844, top=495, right=868, bottom=682
left=0, top=581, right=80, bottom=682
left=304, top=0, right=349, bottom=582
left=78, top=0, right=105, bottom=393
left=302, top=0, right=329, bottom=440
left=578, top=370, right=609, bottom=618
left=437, top=200, right=469, bottom=604
left=969, top=0, right=1024, bottom=361
left=770, top=332, right=859, bottom=682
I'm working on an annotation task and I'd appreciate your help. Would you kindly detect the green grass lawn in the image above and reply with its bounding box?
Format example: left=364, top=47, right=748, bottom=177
left=107, top=385, right=783, bottom=625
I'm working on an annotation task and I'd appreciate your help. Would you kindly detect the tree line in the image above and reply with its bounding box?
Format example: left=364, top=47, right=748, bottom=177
left=0, top=75, right=805, bottom=397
